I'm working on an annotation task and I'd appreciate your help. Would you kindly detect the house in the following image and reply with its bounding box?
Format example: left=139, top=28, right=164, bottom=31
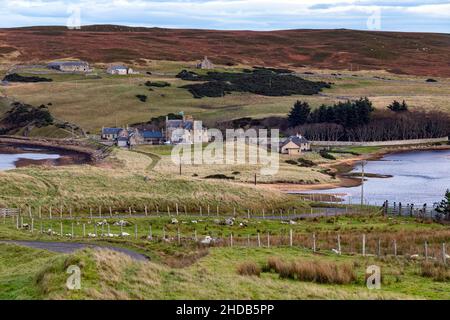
left=165, top=114, right=209, bottom=144
left=280, top=134, right=311, bottom=155
left=196, top=56, right=214, bottom=70
left=116, top=128, right=142, bottom=148
left=101, top=127, right=122, bottom=140
left=107, top=65, right=134, bottom=75
left=140, top=130, right=164, bottom=145
left=47, top=60, right=90, bottom=73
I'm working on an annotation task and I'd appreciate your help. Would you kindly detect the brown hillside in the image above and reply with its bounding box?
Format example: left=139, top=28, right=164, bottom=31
left=0, top=25, right=449, bottom=76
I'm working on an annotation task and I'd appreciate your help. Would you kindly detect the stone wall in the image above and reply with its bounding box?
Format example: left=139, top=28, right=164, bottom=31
left=311, top=137, right=449, bottom=147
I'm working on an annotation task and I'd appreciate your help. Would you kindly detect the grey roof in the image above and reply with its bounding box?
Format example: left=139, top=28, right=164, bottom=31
left=108, top=65, right=128, bottom=70
left=48, top=61, right=89, bottom=67
left=102, top=127, right=122, bottom=135
left=167, top=120, right=193, bottom=130
left=141, top=130, right=163, bottom=139
left=281, top=135, right=310, bottom=148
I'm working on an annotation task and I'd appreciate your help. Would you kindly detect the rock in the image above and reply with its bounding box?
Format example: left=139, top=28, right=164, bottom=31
left=21, top=223, right=30, bottom=230
left=120, top=232, right=130, bottom=237
left=332, top=249, right=341, bottom=255
left=171, top=218, right=179, bottom=224
left=213, top=219, right=220, bottom=224
left=114, top=220, right=130, bottom=227
left=191, top=220, right=198, bottom=224
left=225, top=218, right=235, bottom=226
left=289, top=220, right=297, bottom=225
left=88, top=233, right=97, bottom=238
left=200, top=236, right=214, bottom=245
left=97, top=219, right=108, bottom=226
left=410, top=254, right=420, bottom=260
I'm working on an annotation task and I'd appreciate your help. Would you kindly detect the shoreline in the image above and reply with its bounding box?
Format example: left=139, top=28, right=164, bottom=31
left=265, top=143, right=450, bottom=193
left=0, top=136, right=107, bottom=168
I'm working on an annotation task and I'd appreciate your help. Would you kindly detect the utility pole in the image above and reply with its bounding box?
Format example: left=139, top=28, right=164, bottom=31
left=361, top=160, right=365, bottom=206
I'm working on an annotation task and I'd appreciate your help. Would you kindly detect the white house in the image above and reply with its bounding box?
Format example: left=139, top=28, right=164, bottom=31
left=107, top=65, right=134, bottom=75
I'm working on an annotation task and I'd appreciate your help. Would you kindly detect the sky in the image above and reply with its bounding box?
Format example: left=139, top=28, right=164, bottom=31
left=0, top=0, right=449, bottom=33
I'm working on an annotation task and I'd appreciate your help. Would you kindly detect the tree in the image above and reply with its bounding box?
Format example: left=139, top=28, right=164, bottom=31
left=388, top=100, right=408, bottom=112
left=288, top=101, right=311, bottom=127
left=435, top=189, right=450, bottom=220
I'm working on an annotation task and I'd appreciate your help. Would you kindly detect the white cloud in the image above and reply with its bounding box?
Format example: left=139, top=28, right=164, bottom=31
left=0, top=0, right=448, bottom=32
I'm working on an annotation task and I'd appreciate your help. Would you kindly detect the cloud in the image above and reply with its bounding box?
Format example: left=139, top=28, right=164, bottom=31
left=0, top=0, right=448, bottom=32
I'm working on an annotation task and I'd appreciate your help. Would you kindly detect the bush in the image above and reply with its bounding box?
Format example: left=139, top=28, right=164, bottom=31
left=319, top=150, right=336, bottom=160
left=204, top=174, right=235, bottom=180
left=298, top=158, right=316, bottom=167
left=237, top=262, right=261, bottom=277
left=420, top=262, right=450, bottom=282
left=136, top=94, right=147, bottom=102
left=285, top=160, right=298, bottom=165
left=145, top=81, right=171, bottom=88
left=3, top=73, right=52, bottom=83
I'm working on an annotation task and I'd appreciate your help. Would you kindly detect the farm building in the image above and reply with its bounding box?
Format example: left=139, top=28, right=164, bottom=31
left=280, top=134, right=311, bottom=155
left=166, top=114, right=209, bottom=144
left=106, top=65, right=134, bottom=75
left=47, top=60, right=90, bottom=73
left=141, top=130, right=164, bottom=145
left=196, top=56, right=214, bottom=70
left=101, top=127, right=122, bottom=140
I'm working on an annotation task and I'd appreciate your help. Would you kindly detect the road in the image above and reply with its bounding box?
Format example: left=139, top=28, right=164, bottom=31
left=0, top=240, right=148, bottom=261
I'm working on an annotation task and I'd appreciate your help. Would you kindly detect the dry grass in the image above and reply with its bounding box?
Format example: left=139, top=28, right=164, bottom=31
left=264, top=257, right=356, bottom=284
left=236, top=261, right=261, bottom=277
left=420, top=262, right=450, bottom=282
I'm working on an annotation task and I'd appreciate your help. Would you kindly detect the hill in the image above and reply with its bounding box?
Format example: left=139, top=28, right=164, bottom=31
left=1, top=25, right=450, bottom=76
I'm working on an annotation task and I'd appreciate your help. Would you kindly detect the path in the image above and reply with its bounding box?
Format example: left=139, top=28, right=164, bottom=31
left=0, top=240, right=149, bottom=261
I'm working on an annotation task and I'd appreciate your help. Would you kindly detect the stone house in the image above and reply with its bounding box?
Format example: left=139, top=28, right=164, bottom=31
left=47, top=60, right=90, bottom=73
left=280, top=134, right=311, bottom=155
left=196, top=56, right=214, bottom=69
left=107, top=65, right=134, bottom=75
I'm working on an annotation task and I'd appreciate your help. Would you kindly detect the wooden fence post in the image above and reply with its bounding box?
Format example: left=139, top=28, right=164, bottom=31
left=167, top=206, right=170, bottom=217
left=262, top=208, right=265, bottom=219
left=156, top=205, right=159, bottom=215
left=200, top=206, right=203, bottom=216
left=267, top=233, right=270, bottom=248
left=135, top=224, right=138, bottom=240
left=145, top=205, right=148, bottom=216
left=247, top=209, right=250, bottom=219
left=148, top=225, right=152, bottom=240
left=194, top=230, right=197, bottom=242
left=176, top=203, right=179, bottom=216
left=60, top=205, right=63, bottom=219
left=230, top=233, right=233, bottom=247
left=337, top=234, right=341, bottom=255
left=247, top=235, right=250, bottom=247
left=425, top=241, right=428, bottom=261
left=109, top=207, right=113, bottom=218
left=312, top=233, right=316, bottom=253
left=89, top=208, right=92, bottom=220
left=39, top=206, right=42, bottom=219
left=60, top=222, right=63, bottom=237
left=216, top=205, right=219, bottom=216
left=362, top=234, right=366, bottom=257
left=49, top=206, right=52, bottom=220
left=443, top=243, right=447, bottom=266
left=71, top=223, right=74, bottom=238
left=83, top=224, right=86, bottom=237
left=99, top=206, right=102, bottom=218
left=69, top=207, right=72, bottom=219
left=207, top=205, right=210, bottom=216
left=129, top=207, right=132, bottom=216
left=393, top=239, right=397, bottom=257
left=289, top=229, right=293, bottom=247
left=31, top=218, right=34, bottom=233
left=184, top=205, right=187, bottom=216
left=177, top=228, right=181, bottom=245
left=377, top=238, right=381, bottom=257
left=257, top=233, right=261, bottom=247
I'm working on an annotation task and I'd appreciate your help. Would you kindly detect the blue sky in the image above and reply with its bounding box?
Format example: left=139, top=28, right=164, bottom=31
left=0, top=0, right=449, bottom=32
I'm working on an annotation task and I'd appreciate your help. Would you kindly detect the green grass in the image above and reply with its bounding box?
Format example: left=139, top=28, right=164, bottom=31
left=3, top=64, right=449, bottom=135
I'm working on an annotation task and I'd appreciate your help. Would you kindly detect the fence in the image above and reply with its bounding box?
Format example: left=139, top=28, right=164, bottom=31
left=0, top=208, right=19, bottom=217
left=5, top=213, right=448, bottom=265
left=382, top=201, right=444, bottom=220
left=310, top=136, right=449, bottom=147
left=1, top=203, right=376, bottom=221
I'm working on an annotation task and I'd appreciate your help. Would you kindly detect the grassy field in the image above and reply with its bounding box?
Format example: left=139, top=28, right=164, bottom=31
left=0, top=213, right=449, bottom=300
left=1, top=63, right=449, bottom=134
left=0, top=148, right=308, bottom=211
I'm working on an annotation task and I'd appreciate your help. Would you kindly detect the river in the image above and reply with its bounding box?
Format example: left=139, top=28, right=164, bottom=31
left=0, top=152, right=60, bottom=170
left=291, top=149, right=450, bottom=206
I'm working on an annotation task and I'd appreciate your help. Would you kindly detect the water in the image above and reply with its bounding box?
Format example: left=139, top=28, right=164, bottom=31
left=0, top=152, right=60, bottom=170
left=292, top=149, right=450, bottom=206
